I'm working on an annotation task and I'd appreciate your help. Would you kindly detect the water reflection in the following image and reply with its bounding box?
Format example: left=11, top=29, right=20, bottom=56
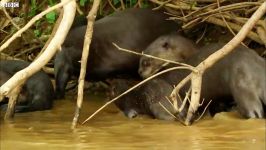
left=1, top=94, right=265, bottom=150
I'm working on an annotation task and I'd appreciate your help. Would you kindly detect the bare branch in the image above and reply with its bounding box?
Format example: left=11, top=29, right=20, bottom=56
left=72, top=0, right=102, bottom=129
left=113, top=43, right=195, bottom=71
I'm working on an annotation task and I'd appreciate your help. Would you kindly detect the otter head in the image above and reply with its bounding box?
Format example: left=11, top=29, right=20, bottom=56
left=138, top=33, right=197, bottom=78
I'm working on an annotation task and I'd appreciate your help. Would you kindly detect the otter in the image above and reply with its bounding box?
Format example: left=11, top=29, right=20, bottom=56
left=0, top=60, right=54, bottom=112
left=138, top=33, right=198, bottom=78
left=54, top=8, right=180, bottom=99
left=0, top=70, right=28, bottom=107
left=139, top=43, right=266, bottom=121
left=109, top=78, right=186, bottom=121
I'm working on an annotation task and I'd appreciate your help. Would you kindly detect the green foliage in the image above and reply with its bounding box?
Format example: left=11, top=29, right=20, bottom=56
left=34, top=29, right=41, bottom=37
left=27, top=0, right=58, bottom=38
left=26, top=0, right=152, bottom=38
left=45, top=11, right=57, bottom=23
left=48, top=0, right=55, bottom=6
left=29, top=0, right=37, bottom=17
left=113, top=0, right=120, bottom=5
left=140, top=0, right=150, bottom=8
left=46, top=0, right=57, bottom=23
left=80, top=0, right=88, bottom=7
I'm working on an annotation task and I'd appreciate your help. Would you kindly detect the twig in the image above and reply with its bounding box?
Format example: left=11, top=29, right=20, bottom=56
left=196, top=24, right=207, bottom=44
left=120, top=0, right=125, bottom=10
left=217, top=0, right=236, bottom=36
left=194, top=100, right=212, bottom=122
left=82, top=66, right=192, bottom=125
left=170, top=74, right=192, bottom=101
left=196, top=2, right=261, bottom=19
left=153, top=0, right=172, bottom=10
left=138, top=0, right=143, bottom=8
left=113, top=43, right=195, bottom=71
left=158, top=101, right=186, bottom=125
left=158, top=102, right=178, bottom=120
left=14, top=45, right=42, bottom=57
left=257, top=26, right=266, bottom=46
left=2, top=6, right=20, bottom=29
left=165, top=96, right=175, bottom=111
left=205, top=16, right=263, bottom=44
left=0, top=53, right=20, bottom=60
left=178, top=87, right=191, bottom=112
left=216, top=0, right=248, bottom=48
left=175, top=2, right=219, bottom=21
left=150, top=0, right=200, bottom=11
left=246, top=6, right=259, bottom=15
left=4, top=85, right=22, bottom=119
left=107, top=0, right=118, bottom=11
left=71, top=0, right=101, bottom=129
left=76, top=4, right=84, bottom=15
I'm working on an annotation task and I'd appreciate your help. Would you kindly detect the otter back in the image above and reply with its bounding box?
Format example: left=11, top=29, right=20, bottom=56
left=54, top=8, right=179, bottom=98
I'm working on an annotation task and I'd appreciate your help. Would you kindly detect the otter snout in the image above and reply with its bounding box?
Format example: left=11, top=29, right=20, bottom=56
left=138, top=67, right=152, bottom=79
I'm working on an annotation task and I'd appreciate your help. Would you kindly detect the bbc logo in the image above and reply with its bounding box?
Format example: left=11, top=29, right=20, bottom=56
left=0, top=2, right=19, bottom=8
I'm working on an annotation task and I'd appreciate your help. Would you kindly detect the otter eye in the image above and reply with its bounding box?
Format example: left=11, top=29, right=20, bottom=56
left=162, top=42, right=169, bottom=49
left=142, top=60, right=150, bottom=67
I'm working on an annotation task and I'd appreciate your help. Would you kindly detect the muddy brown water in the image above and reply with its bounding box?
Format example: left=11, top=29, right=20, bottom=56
left=0, top=94, right=265, bottom=150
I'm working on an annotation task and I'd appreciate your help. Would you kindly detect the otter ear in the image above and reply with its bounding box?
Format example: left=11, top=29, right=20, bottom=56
left=162, top=42, right=169, bottom=49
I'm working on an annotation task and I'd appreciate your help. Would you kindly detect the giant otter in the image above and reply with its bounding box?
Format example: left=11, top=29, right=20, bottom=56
left=0, top=70, right=29, bottom=107
left=0, top=60, right=54, bottom=112
left=139, top=43, right=266, bottom=121
left=138, top=33, right=198, bottom=78
left=70, top=15, right=87, bottom=29
left=109, top=78, right=186, bottom=121
left=54, top=8, right=180, bottom=99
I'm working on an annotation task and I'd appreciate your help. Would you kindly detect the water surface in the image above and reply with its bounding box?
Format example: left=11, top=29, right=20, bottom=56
left=1, top=94, right=265, bottom=150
